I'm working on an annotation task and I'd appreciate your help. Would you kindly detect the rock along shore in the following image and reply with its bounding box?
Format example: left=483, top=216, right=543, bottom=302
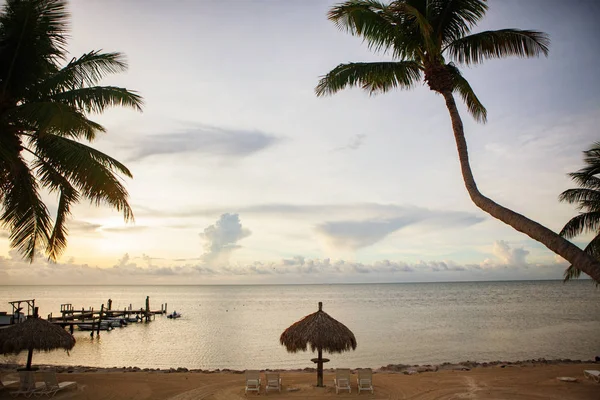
left=1, top=358, right=596, bottom=375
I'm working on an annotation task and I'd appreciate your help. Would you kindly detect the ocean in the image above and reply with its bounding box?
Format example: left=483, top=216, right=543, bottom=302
left=0, top=281, right=598, bottom=370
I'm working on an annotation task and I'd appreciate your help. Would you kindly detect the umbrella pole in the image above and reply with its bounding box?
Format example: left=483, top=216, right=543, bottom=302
left=317, top=348, right=323, bottom=387
left=26, top=347, right=33, bottom=370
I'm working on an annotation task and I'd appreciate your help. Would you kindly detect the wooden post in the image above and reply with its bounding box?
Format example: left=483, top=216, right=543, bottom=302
left=96, top=304, right=104, bottom=336
left=317, top=348, right=323, bottom=387
left=164, top=303, right=168, bottom=314
left=145, top=296, right=150, bottom=322
left=70, top=324, right=74, bottom=334
left=107, top=299, right=112, bottom=310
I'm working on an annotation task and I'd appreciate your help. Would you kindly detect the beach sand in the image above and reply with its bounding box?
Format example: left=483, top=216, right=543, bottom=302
left=1, top=363, right=599, bottom=399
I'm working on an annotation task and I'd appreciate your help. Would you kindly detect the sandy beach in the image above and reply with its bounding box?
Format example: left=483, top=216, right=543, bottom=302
left=1, top=363, right=599, bottom=399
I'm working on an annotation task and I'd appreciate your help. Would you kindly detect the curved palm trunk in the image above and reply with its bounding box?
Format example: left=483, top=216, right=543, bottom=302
left=441, top=91, right=600, bottom=282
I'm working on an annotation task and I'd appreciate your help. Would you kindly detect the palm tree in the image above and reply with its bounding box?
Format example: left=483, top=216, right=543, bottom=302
left=0, top=0, right=143, bottom=262
left=316, top=0, right=600, bottom=282
left=559, top=142, right=600, bottom=280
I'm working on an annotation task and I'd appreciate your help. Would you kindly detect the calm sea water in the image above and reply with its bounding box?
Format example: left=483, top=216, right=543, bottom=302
left=0, top=281, right=598, bottom=370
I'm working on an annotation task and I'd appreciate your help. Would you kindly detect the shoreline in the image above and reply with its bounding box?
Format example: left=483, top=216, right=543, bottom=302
left=2, top=357, right=596, bottom=374
left=2, top=362, right=599, bottom=400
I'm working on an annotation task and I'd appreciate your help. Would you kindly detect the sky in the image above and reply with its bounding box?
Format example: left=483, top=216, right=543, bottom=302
left=1, top=0, right=600, bottom=285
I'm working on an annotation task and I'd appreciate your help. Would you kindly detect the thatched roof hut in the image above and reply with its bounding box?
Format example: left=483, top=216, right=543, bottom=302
left=0, top=315, right=76, bottom=370
left=280, top=302, right=356, bottom=386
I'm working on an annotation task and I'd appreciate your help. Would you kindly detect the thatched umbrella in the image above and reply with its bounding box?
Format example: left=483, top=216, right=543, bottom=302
left=280, top=302, right=356, bottom=387
left=0, top=314, right=76, bottom=370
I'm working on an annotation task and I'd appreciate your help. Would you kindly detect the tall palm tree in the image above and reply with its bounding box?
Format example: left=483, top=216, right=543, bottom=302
left=0, top=0, right=143, bottom=262
left=559, top=142, right=600, bottom=280
left=316, top=0, right=600, bottom=282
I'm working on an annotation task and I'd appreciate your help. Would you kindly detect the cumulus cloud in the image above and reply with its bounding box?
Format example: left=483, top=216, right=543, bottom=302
left=128, top=126, right=280, bottom=161
left=489, top=240, right=530, bottom=267
left=200, top=213, right=251, bottom=263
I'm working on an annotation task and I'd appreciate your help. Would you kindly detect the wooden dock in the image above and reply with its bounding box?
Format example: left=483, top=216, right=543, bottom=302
left=46, top=296, right=168, bottom=337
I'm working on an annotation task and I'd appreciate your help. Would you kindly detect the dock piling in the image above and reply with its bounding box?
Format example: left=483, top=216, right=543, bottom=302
left=96, top=304, right=104, bottom=336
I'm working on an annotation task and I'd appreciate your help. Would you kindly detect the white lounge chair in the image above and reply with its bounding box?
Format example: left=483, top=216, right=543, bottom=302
left=357, top=368, right=374, bottom=394
left=244, top=370, right=261, bottom=395
left=265, top=372, right=281, bottom=394
left=584, top=370, right=600, bottom=383
left=10, top=371, right=44, bottom=398
left=38, top=370, right=77, bottom=397
left=334, top=369, right=351, bottom=394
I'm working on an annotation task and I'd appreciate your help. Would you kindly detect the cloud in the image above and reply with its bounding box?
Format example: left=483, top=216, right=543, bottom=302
left=316, top=217, right=419, bottom=250
left=0, top=246, right=570, bottom=285
left=333, top=134, right=366, bottom=151
left=128, top=125, right=280, bottom=161
left=68, top=220, right=102, bottom=233
left=200, top=213, right=251, bottom=263
left=313, top=206, right=484, bottom=250
left=101, top=226, right=149, bottom=234
left=134, top=202, right=485, bottom=225
left=0, top=234, right=579, bottom=285
left=489, top=240, right=530, bottom=267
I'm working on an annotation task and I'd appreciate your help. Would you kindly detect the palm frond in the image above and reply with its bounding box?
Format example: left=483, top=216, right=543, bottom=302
left=429, top=0, right=488, bottom=44
left=34, top=134, right=134, bottom=221
left=51, top=86, right=144, bottom=114
left=447, top=63, right=487, bottom=123
left=0, top=154, right=52, bottom=261
left=327, top=0, right=425, bottom=59
left=559, top=188, right=600, bottom=209
left=567, top=175, right=600, bottom=191
left=563, top=233, right=600, bottom=281
left=316, top=61, right=422, bottom=96
left=34, top=159, right=80, bottom=260
left=388, top=1, right=435, bottom=51
left=8, top=101, right=105, bottom=140
left=559, top=211, right=600, bottom=239
left=567, top=142, right=600, bottom=186
left=446, top=29, right=550, bottom=65
left=563, top=264, right=581, bottom=281
left=0, top=0, right=69, bottom=96
left=35, top=51, right=130, bottom=92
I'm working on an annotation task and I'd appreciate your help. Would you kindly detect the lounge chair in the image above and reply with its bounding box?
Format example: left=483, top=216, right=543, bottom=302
left=38, top=370, right=77, bottom=397
left=10, top=371, right=44, bottom=398
left=584, top=370, right=600, bottom=383
left=334, top=369, right=351, bottom=394
left=244, top=370, right=261, bottom=395
left=1, top=375, right=19, bottom=393
left=265, top=372, right=281, bottom=394
left=357, top=368, right=374, bottom=394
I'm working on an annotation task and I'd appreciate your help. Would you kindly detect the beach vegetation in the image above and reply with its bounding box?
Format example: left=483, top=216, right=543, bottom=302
left=559, top=142, right=600, bottom=280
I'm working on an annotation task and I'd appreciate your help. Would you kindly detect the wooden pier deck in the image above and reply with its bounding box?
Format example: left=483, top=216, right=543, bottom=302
left=45, top=297, right=168, bottom=337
